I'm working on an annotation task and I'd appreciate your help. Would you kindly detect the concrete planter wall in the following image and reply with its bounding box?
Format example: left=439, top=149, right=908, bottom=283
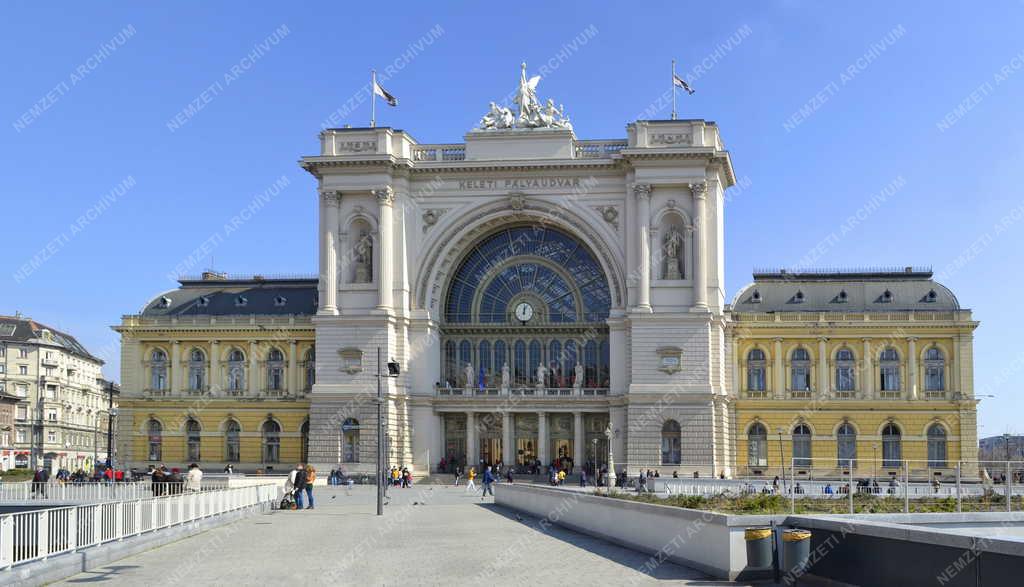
left=496, top=484, right=781, bottom=580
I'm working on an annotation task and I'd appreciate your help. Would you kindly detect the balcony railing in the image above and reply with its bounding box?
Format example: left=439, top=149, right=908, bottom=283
left=412, top=144, right=466, bottom=161
left=435, top=386, right=608, bottom=398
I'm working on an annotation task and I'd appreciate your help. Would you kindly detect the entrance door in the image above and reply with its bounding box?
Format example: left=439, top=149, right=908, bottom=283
left=479, top=437, right=502, bottom=467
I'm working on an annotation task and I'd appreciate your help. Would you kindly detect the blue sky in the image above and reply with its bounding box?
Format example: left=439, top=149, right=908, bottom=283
left=2, top=1, right=1022, bottom=438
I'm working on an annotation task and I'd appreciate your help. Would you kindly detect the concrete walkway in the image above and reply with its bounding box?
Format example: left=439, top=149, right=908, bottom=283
left=56, top=484, right=755, bottom=586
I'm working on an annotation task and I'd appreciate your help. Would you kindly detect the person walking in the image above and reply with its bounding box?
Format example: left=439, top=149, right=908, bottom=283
left=454, top=466, right=462, bottom=486
left=303, top=464, right=316, bottom=509
left=186, top=463, right=203, bottom=492
left=292, top=464, right=308, bottom=509
left=31, top=466, right=49, bottom=498
left=481, top=466, right=495, bottom=499
left=465, top=467, right=477, bottom=492
left=580, top=468, right=588, bottom=487
left=505, top=466, right=514, bottom=484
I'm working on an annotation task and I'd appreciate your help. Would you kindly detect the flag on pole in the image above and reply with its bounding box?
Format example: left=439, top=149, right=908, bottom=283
left=673, top=73, right=695, bottom=95
left=373, top=78, right=398, bottom=106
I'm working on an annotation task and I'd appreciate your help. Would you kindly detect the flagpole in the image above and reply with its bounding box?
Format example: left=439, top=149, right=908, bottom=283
left=671, top=59, right=677, bottom=120
left=370, top=69, right=377, bottom=128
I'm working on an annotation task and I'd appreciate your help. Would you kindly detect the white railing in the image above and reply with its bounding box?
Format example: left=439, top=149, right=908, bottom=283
left=0, top=480, right=231, bottom=503
left=435, top=386, right=609, bottom=398
left=0, top=485, right=277, bottom=569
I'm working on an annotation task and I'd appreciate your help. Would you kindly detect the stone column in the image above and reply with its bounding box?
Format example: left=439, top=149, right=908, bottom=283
left=817, top=337, right=828, bottom=398
left=319, top=191, right=339, bottom=315
left=731, top=337, right=740, bottom=397
left=209, top=340, right=219, bottom=393
left=537, top=411, right=549, bottom=466
left=465, top=411, right=477, bottom=468
left=374, top=187, right=395, bottom=311
left=633, top=183, right=652, bottom=311
left=248, top=341, right=259, bottom=396
left=773, top=338, right=784, bottom=399
left=907, top=337, right=918, bottom=400
left=170, top=340, right=181, bottom=394
left=288, top=340, right=298, bottom=395
left=503, top=412, right=514, bottom=465
left=862, top=338, right=874, bottom=399
left=690, top=181, right=709, bottom=309
left=573, top=412, right=585, bottom=470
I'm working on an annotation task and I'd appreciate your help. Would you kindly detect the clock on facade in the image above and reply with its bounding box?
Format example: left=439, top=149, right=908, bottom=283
left=513, top=302, right=534, bottom=322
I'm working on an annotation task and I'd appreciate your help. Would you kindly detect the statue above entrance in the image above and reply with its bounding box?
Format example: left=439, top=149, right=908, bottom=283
left=476, top=62, right=572, bottom=131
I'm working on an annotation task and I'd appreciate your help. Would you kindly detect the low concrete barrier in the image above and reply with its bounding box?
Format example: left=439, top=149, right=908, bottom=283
left=496, top=484, right=780, bottom=580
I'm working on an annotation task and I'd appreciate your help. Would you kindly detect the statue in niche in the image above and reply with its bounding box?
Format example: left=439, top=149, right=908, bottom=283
left=501, top=362, right=510, bottom=390
left=354, top=231, right=372, bottom=283
left=463, top=362, right=475, bottom=389
left=536, top=363, right=547, bottom=389
left=663, top=226, right=683, bottom=280
left=574, top=362, right=584, bottom=391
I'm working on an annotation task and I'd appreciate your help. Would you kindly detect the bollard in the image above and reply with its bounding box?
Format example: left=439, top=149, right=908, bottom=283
left=783, top=528, right=813, bottom=578
left=744, top=527, right=773, bottom=568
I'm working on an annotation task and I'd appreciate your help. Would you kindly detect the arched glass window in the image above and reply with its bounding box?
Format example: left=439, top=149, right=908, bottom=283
left=185, top=418, right=201, bottom=462
left=584, top=340, right=598, bottom=387
left=564, top=341, right=577, bottom=384
left=227, top=349, right=245, bottom=391
left=342, top=418, right=360, bottom=463
left=150, top=349, right=168, bottom=391
left=925, top=348, right=945, bottom=391
left=225, top=420, right=241, bottom=462
left=549, top=340, right=562, bottom=386
left=188, top=349, right=206, bottom=391
left=444, top=341, right=457, bottom=386
left=494, top=341, right=507, bottom=381
left=458, top=340, right=472, bottom=380
left=528, top=340, right=541, bottom=384
left=836, top=349, right=856, bottom=392
left=261, top=420, right=281, bottom=463
left=837, top=422, right=856, bottom=468
left=927, top=424, right=947, bottom=468
left=747, top=349, right=766, bottom=392
left=661, top=419, right=682, bottom=465
left=479, top=341, right=491, bottom=386
left=514, top=340, right=527, bottom=386
left=791, top=348, right=811, bottom=392
left=747, top=422, right=768, bottom=467
left=792, top=424, right=812, bottom=467
left=304, top=349, right=315, bottom=391
left=880, top=348, right=900, bottom=392
left=882, top=423, right=902, bottom=468
left=147, top=419, right=162, bottom=461
left=267, top=348, right=284, bottom=390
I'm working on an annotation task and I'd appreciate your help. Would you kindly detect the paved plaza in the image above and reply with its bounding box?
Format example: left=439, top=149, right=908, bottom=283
left=56, top=485, right=756, bottom=586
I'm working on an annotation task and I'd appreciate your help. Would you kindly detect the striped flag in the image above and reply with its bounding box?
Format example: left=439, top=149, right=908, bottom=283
left=373, top=78, right=398, bottom=106
left=673, top=73, right=695, bottom=95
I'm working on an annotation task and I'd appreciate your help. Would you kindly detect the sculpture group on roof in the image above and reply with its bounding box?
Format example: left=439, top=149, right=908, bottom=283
left=477, top=62, right=572, bottom=130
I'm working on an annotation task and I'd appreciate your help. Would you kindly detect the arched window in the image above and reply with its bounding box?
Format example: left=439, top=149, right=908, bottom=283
left=224, top=420, right=241, bottom=462
left=304, top=349, right=316, bottom=391
left=882, top=423, right=902, bottom=468
left=880, top=348, right=900, bottom=392
left=267, top=348, right=285, bottom=391
left=747, top=349, right=766, bottom=392
left=836, top=349, right=856, bottom=392
left=188, top=349, right=206, bottom=391
left=747, top=422, right=768, bottom=467
left=494, top=341, right=507, bottom=382
left=227, top=349, right=246, bottom=391
left=528, top=340, right=541, bottom=384
left=185, top=418, right=201, bottom=462
left=479, top=341, right=492, bottom=385
left=549, top=340, right=562, bottom=386
left=150, top=349, right=168, bottom=391
left=837, top=422, right=856, bottom=468
left=661, top=420, right=681, bottom=465
left=514, top=340, right=527, bottom=386
left=792, top=424, right=812, bottom=467
left=147, top=419, right=162, bottom=461
left=261, top=420, right=281, bottom=463
left=444, top=340, right=457, bottom=386
left=924, top=348, right=945, bottom=391
left=791, top=348, right=811, bottom=392
left=458, top=340, right=472, bottom=382
left=927, top=424, right=947, bottom=468
left=342, top=418, right=360, bottom=463
left=300, top=420, right=310, bottom=463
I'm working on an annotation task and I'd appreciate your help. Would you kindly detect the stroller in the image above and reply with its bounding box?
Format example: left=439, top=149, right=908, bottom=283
left=279, top=486, right=298, bottom=510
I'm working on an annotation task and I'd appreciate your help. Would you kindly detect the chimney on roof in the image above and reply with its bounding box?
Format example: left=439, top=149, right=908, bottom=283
left=201, top=271, right=228, bottom=281
left=905, top=266, right=913, bottom=273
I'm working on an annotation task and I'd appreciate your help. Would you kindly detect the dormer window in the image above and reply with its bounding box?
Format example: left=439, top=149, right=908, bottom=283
left=158, top=296, right=171, bottom=308
left=881, top=289, right=893, bottom=303
left=926, top=289, right=937, bottom=302
left=838, top=290, right=848, bottom=302
left=750, top=290, right=761, bottom=304
left=274, top=295, right=287, bottom=307
left=235, top=295, right=248, bottom=308
left=794, top=290, right=804, bottom=302
left=197, top=296, right=210, bottom=308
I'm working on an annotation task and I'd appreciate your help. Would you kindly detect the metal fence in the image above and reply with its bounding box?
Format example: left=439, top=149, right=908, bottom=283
left=0, top=484, right=278, bottom=569
left=0, top=480, right=234, bottom=502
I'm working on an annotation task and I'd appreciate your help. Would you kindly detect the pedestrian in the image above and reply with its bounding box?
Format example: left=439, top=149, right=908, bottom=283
left=292, top=464, right=308, bottom=509
left=186, top=463, right=203, bottom=491
left=32, top=466, right=49, bottom=498
left=505, top=467, right=514, bottom=484
left=466, top=467, right=477, bottom=492
left=223, top=464, right=234, bottom=475
left=454, top=466, right=462, bottom=486
left=481, top=466, right=495, bottom=499
left=579, top=468, right=588, bottom=487
left=303, top=464, right=316, bottom=509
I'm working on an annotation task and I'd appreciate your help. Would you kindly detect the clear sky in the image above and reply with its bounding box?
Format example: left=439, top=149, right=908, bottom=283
left=2, top=1, right=1022, bottom=438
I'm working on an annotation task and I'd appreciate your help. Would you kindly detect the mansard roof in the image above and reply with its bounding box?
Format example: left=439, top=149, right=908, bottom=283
left=0, top=314, right=102, bottom=363
left=139, top=273, right=318, bottom=317
left=730, top=267, right=961, bottom=313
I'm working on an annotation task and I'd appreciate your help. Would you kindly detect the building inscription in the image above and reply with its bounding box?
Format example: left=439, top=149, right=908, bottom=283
left=457, top=177, right=582, bottom=190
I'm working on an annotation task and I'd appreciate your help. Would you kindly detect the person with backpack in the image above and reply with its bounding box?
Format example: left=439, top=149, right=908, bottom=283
left=292, top=463, right=308, bottom=509
left=481, top=466, right=495, bottom=499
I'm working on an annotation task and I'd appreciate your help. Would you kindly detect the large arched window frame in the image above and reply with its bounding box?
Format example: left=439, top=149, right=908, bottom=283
left=927, top=423, right=947, bottom=468
left=661, top=419, right=681, bottom=465
left=747, top=422, right=768, bottom=467
left=185, top=418, right=201, bottom=462
left=880, top=348, right=901, bottom=392
left=147, top=419, right=162, bottom=461
left=342, top=418, right=360, bottom=463
left=266, top=348, right=285, bottom=391
left=304, top=349, right=316, bottom=391
left=836, top=422, right=856, bottom=468
left=224, top=420, right=241, bottom=462
left=150, top=349, right=168, bottom=391
left=924, top=347, right=945, bottom=391
left=261, top=419, right=281, bottom=463
left=746, top=349, right=767, bottom=392
left=835, top=349, right=856, bottom=392
left=188, top=349, right=206, bottom=391
left=792, top=424, right=812, bottom=468
left=882, top=423, right=902, bottom=468
left=227, top=349, right=246, bottom=392
left=791, top=348, right=811, bottom=392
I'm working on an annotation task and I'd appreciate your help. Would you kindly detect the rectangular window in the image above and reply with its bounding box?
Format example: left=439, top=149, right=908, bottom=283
left=791, top=368, right=810, bottom=391
left=18, top=348, right=28, bottom=359
left=16, top=429, right=26, bottom=443
left=46, top=409, right=57, bottom=422
left=836, top=368, right=855, bottom=391
left=0, top=365, right=5, bottom=374
left=880, top=367, right=900, bottom=391
left=748, top=368, right=766, bottom=392
left=16, top=405, right=27, bottom=420
left=46, top=386, right=56, bottom=399
left=925, top=367, right=944, bottom=391
left=18, top=366, right=28, bottom=375
left=47, top=431, right=57, bottom=443
left=15, top=385, right=27, bottom=397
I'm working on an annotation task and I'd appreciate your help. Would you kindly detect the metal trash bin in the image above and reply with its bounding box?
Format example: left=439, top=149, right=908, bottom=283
left=783, top=529, right=812, bottom=575
left=744, top=527, right=773, bottom=567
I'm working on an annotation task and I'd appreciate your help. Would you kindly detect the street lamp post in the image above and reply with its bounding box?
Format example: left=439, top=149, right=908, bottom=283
left=777, top=427, right=787, bottom=493
left=376, top=347, right=400, bottom=516
left=872, top=443, right=879, bottom=484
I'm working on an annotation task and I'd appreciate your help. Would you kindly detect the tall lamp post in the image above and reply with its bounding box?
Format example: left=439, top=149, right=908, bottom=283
left=104, top=381, right=119, bottom=469
left=777, top=426, right=787, bottom=493
left=376, top=347, right=400, bottom=516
